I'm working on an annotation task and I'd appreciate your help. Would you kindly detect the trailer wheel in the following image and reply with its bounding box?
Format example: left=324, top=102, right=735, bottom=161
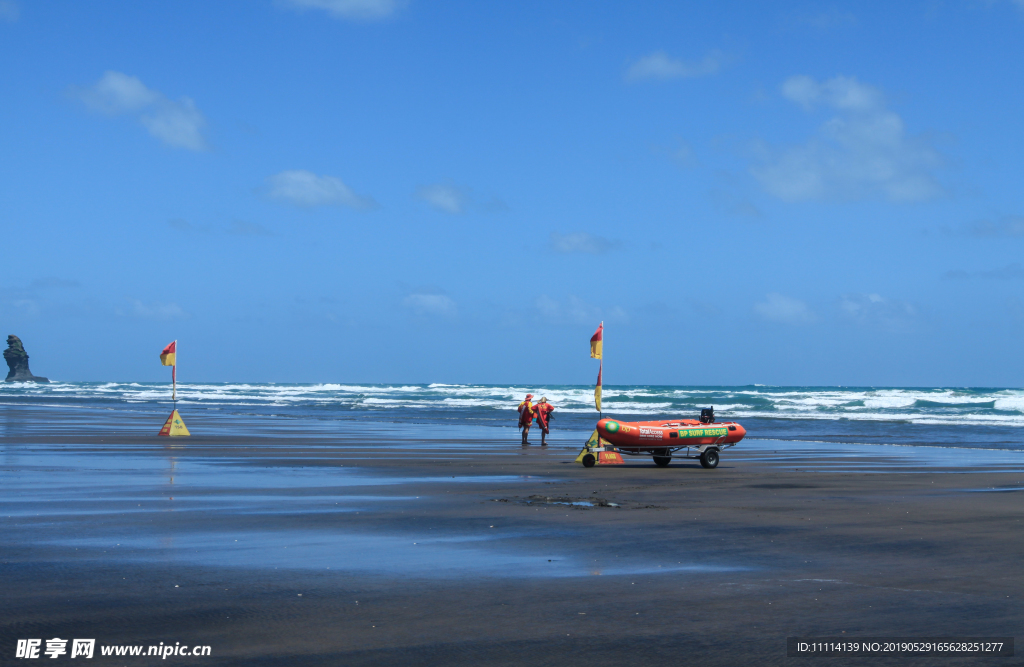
left=653, top=455, right=671, bottom=467
left=582, top=453, right=596, bottom=468
left=700, top=448, right=719, bottom=469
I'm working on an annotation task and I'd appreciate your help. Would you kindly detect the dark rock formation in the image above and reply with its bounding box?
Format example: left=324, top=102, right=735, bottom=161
left=4, top=335, right=48, bottom=383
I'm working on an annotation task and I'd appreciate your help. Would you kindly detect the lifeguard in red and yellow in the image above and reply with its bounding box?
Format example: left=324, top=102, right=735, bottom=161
left=534, top=397, right=554, bottom=446
left=517, top=394, right=535, bottom=445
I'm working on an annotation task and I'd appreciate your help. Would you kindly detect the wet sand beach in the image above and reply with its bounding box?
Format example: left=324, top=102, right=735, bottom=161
left=2, top=405, right=1023, bottom=665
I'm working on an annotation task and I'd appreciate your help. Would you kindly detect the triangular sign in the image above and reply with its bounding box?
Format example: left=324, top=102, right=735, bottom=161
left=158, top=409, right=190, bottom=437
left=575, top=429, right=623, bottom=464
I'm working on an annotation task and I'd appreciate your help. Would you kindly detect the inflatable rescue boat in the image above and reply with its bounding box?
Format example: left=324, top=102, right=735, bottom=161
left=585, top=408, right=746, bottom=468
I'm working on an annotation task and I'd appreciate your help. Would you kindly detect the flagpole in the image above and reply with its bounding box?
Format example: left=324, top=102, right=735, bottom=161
left=599, top=322, right=603, bottom=420
left=172, top=339, right=177, bottom=410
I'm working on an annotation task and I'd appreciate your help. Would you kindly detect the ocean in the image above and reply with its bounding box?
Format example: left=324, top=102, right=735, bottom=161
left=2, top=381, right=1023, bottom=451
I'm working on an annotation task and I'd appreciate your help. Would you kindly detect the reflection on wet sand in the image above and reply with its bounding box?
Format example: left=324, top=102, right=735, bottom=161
left=3, top=413, right=749, bottom=579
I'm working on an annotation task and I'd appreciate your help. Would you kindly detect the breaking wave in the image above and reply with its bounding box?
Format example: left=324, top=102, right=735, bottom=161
left=1, top=382, right=1023, bottom=428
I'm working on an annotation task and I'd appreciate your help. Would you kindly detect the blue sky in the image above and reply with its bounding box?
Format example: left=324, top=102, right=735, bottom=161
left=2, top=0, right=1024, bottom=386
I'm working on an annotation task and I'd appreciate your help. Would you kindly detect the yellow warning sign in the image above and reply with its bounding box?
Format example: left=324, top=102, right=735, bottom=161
left=575, top=429, right=623, bottom=465
left=598, top=450, right=624, bottom=465
left=158, top=409, right=190, bottom=437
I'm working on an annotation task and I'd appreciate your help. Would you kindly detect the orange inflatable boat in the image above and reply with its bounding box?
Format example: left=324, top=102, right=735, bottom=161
left=588, top=408, right=746, bottom=468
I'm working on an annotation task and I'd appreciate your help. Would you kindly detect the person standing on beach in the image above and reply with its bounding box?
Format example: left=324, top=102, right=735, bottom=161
left=517, top=394, right=535, bottom=445
left=534, top=397, right=554, bottom=446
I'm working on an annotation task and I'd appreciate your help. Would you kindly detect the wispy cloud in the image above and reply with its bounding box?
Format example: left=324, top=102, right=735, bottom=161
left=266, top=170, right=375, bottom=209
left=626, top=50, right=728, bottom=82
left=167, top=218, right=209, bottom=233
left=0, top=278, right=80, bottom=321
left=166, top=218, right=272, bottom=236
left=415, top=184, right=508, bottom=215
left=416, top=184, right=465, bottom=214
left=780, top=74, right=881, bottom=112
left=549, top=232, right=619, bottom=254
left=228, top=220, right=273, bottom=236
left=968, top=216, right=1024, bottom=237
left=28, top=277, right=80, bottom=289
left=279, top=0, right=400, bottom=21
left=6, top=299, right=40, bottom=318
left=751, top=75, right=945, bottom=203
left=123, top=299, right=190, bottom=321
left=72, top=71, right=208, bottom=151
left=838, top=293, right=916, bottom=330
left=710, top=188, right=761, bottom=218
left=535, top=295, right=626, bottom=325
left=0, top=0, right=19, bottom=22
left=791, top=7, right=857, bottom=30
left=943, top=263, right=1024, bottom=280
left=402, top=292, right=457, bottom=317
left=652, top=137, right=698, bottom=168
left=754, top=293, right=815, bottom=325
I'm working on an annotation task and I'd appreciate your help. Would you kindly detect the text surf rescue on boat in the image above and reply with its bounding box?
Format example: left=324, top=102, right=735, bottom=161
left=586, top=407, right=747, bottom=468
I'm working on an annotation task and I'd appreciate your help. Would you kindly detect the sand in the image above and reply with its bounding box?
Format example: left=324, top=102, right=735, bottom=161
left=1, top=406, right=1022, bottom=665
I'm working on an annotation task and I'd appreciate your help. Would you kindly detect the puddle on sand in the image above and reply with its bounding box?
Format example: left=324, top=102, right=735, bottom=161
left=962, top=487, right=1024, bottom=493
left=53, top=529, right=748, bottom=579
left=0, top=495, right=423, bottom=518
left=489, top=496, right=621, bottom=509
left=526, top=496, right=619, bottom=508
left=0, top=451, right=539, bottom=491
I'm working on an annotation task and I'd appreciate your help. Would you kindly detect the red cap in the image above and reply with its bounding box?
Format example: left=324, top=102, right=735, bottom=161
left=525, top=394, right=533, bottom=399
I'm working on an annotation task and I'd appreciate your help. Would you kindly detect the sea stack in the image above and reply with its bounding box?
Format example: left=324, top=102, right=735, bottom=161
left=4, top=335, right=49, bottom=383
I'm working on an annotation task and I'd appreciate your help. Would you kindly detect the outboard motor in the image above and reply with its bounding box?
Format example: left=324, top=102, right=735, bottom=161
left=700, top=407, right=715, bottom=424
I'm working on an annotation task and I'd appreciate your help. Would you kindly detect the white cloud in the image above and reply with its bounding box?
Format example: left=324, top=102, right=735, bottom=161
left=626, top=50, right=727, bottom=82
left=73, top=71, right=207, bottom=151
left=126, top=299, right=189, bottom=320
left=266, top=170, right=375, bottom=209
left=280, top=0, right=400, bottom=20
left=550, top=232, right=618, bottom=254
left=752, top=75, right=944, bottom=203
left=781, top=74, right=882, bottom=112
left=76, top=71, right=160, bottom=114
left=0, top=0, right=20, bottom=22
left=838, top=293, right=916, bottom=329
left=414, top=184, right=508, bottom=214
left=139, top=97, right=206, bottom=151
left=416, top=184, right=465, bottom=214
left=402, top=293, right=457, bottom=317
left=754, top=293, right=815, bottom=325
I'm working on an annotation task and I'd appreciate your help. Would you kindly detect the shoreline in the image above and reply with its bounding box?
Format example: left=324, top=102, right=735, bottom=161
left=4, top=401, right=1024, bottom=458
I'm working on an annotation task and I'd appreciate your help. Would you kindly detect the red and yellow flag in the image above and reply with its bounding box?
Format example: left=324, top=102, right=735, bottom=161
left=160, top=341, right=176, bottom=366
left=590, top=323, right=603, bottom=359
